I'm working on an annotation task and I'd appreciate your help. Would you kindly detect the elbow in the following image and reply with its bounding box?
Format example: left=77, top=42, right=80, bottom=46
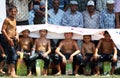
left=76, top=50, right=80, bottom=53
left=55, top=49, right=57, bottom=53
left=1, top=29, right=3, bottom=33
left=1, top=29, right=5, bottom=34
left=49, top=49, right=51, bottom=53
left=55, top=49, right=58, bottom=53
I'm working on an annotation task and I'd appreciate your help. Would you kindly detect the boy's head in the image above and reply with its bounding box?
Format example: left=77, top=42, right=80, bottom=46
left=64, top=32, right=73, bottom=39
left=39, top=29, right=48, bottom=37
left=103, top=31, right=111, bottom=39
left=8, top=5, right=18, bottom=18
left=21, top=29, right=30, bottom=37
left=83, top=35, right=91, bottom=43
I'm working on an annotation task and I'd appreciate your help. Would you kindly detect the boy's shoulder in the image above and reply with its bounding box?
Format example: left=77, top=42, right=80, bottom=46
left=4, top=17, right=10, bottom=22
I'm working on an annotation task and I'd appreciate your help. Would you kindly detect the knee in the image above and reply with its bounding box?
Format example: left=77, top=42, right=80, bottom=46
left=112, top=58, right=117, bottom=63
left=54, top=54, right=60, bottom=60
left=75, top=54, right=82, bottom=61
left=44, top=56, right=50, bottom=62
left=52, top=54, right=60, bottom=65
left=94, top=55, right=101, bottom=62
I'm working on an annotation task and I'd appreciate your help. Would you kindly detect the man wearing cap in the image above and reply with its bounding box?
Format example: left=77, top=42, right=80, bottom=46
left=61, top=0, right=83, bottom=27
left=100, top=0, right=115, bottom=29
left=82, top=0, right=100, bottom=29
left=75, top=0, right=96, bottom=12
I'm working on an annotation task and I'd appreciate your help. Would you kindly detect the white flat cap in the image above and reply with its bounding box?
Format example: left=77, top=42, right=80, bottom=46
left=107, top=0, right=114, bottom=4
left=87, top=0, right=95, bottom=6
left=70, top=0, right=78, bottom=5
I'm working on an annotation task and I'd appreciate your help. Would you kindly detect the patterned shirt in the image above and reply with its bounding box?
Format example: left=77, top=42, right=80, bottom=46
left=96, top=0, right=107, bottom=11
left=48, top=0, right=69, bottom=10
left=100, top=9, right=115, bottom=29
left=82, top=10, right=100, bottom=29
left=61, top=11, right=83, bottom=27
left=73, top=0, right=96, bottom=12
left=115, top=0, right=120, bottom=12
left=48, top=9, right=64, bottom=25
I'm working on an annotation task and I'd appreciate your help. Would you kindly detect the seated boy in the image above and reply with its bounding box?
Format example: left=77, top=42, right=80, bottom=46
left=81, top=35, right=95, bottom=75
left=30, top=29, right=51, bottom=76
left=17, top=29, right=33, bottom=76
left=94, top=31, right=117, bottom=75
left=54, top=32, right=82, bottom=76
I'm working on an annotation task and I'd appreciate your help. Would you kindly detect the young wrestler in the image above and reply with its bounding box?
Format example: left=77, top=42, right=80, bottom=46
left=55, top=32, right=81, bottom=76
left=94, top=31, right=117, bottom=75
left=81, top=35, right=95, bottom=75
left=0, top=44, right=6, bottom=74
left=17, top=29, right=33, bottom=76
left=31, top=29, right=51, bottom=76
left=1, top=5, right=19, bottom=77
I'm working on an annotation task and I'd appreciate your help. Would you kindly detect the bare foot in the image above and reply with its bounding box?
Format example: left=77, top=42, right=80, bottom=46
left=55, top=72, right=61, bottom=76
left=27, top=72, right=32, bottom=76
left=11, top=74, right=19, bottom=78
left=94, top=72, right=100, bottom=76
left=0, top=70, right=5, bottom=74
left=75, top=74, right=79, bottom=76
left=43, top=74, right=47, bottom=76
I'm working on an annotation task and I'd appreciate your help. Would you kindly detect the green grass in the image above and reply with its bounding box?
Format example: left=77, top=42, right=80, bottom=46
left=0, top=75, right=120, bottom=78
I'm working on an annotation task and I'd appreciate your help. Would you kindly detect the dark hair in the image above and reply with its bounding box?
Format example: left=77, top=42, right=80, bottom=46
left=52, top=0, right=60, bottom=3
left=9, top=5, right=17, bottom=11
left=104, top=31, right=109, bottom=35
left=64, top=32, right=73, bottom=35
left=39, top=29, right=48, bottom=33
left=83, top=35, right=92, bottom=43
left=22, top=29, right=30, bottom=33
left=83, top=35, right=91, bottom=38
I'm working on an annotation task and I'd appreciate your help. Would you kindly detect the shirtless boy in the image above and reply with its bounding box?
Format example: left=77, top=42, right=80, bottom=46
left=94, top=31, right=117, bottom=75
left=81, top=35, right=95, bottom=75
left=55, top=32, right=82, bottom=76
left=31, top=29, right=51, bottom=76
left=1, top=6, right=19, bottom=77
left=17, top=29, right=33, bottom=76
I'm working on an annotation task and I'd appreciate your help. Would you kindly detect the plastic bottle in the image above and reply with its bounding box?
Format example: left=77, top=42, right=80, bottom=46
left=36, top=60, right=40, bottom=76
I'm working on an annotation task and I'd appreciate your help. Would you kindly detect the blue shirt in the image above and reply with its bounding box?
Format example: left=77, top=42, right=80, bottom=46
left=100, top=9, right=115, bottom=29
left=61, top=11, right=83, bottom=27
left=82, top=11, right=100, bottom=29
left=96, top=0, right=107, bottom=11
left=48, top=9, right=64, bottom=25
left=48, top=0, right=69, bottom=10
